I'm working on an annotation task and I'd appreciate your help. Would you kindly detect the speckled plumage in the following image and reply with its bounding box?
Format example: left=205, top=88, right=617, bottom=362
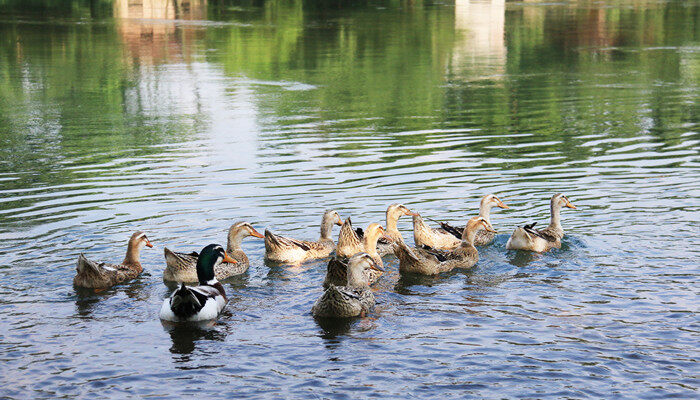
left=506, top=193, right=576, bottom=253
left=311, top=285, right=375, bottom=318
left=312, top=253, right=381, bottom=318
left=379, top=204, right=418, bottom=256
left=163, top=222, right=262, bottom=282
left=264, top=210, right=342, bottom=264
left=323, top=223, right=388, bottom=289
left=73, top=231, right=152, bottom=289
left=413, top=194, right=509, bottom=250
left=396, top=217, right=493, bottom=275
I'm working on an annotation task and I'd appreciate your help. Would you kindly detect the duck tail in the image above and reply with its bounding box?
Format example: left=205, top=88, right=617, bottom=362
left=169, top=283, right=203, bottom=320
left=393, top=241, right=420, bottom=265
left=264, top=229, right=280, bottom=250
left=76, top=253, right=100, bottom=275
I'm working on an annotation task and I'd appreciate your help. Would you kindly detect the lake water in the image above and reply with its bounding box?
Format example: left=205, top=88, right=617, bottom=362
left=0, top=0, right=698, bottom=398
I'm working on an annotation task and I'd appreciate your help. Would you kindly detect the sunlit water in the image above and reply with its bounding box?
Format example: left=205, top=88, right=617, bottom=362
left=0, top=0, right=698, bottom=398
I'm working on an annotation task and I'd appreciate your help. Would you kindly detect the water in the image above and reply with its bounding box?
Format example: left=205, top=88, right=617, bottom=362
left=0, top=0, right=698, bottom=398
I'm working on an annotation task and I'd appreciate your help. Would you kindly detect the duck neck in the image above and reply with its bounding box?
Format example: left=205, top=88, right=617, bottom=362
left=462, top=225, right=478, bottom=250
left=478, top=202, right=492, bottom=222
left=320, top=215, right=334, bottom=241
left=548, top=202, right=563, bottom=234
left=123, top=242, right=142, bottom=266
left=227, top=229, right=245, bottom=253
left=386, top=211, right=399, bottom=236
left=363, top=231, right=381, bottom=258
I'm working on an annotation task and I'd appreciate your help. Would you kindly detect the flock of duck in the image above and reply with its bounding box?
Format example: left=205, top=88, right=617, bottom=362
left=73, top=193, right=577, bottom=323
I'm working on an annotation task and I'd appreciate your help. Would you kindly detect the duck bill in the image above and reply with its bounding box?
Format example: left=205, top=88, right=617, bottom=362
left=250, top=227, right=265, bottom=239
left=145, top=240, right=154, bottom=248
left=369, top=260, right=385, bottom=272
left=222, top=253, right=238, bottom=263
left=566, top=202, right=577, bottom=210
left=498, top=201, right=509, bottom=209
left=405, top=210, right=419, bottom=217
left=484, top=222, right=497, bottom=233
left=335, top=216, right=343, bottom=226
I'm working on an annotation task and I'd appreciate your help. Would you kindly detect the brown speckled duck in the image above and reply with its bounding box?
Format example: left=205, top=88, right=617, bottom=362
left=312, top=252, right=383, bottom=318
left=413, top=194, right=509, bottom=250
left=163, top=222, right=263, bottom=282
left=396, top=217, right=494, bottom=275
left=506, top=193, right=576, bottom=252
left=335, top=217, right=365, bottom=258
left=265, top=210, right=343, bottom=264
left=324, top=223, right=391, bottom=289
left=377, top=203, right=419, bottom=256
left=74, top=231, right=153, bottom=289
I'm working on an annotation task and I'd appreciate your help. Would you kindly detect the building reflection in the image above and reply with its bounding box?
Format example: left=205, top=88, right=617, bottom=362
left=451, top=0, right=506, bottom=80
left=114, top=0, right=208, bottom=65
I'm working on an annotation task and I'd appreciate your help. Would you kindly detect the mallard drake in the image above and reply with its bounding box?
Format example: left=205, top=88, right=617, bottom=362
left=506, top=193, right=576, bottom=252
left=377, top=203, right=419, bottom=256
left=312, top=252, right=384, bottom=318
left=324, top=223, right=391, bottom=289
left=74, top=231, right=153, bottom=289
left=163, top=222, right=263, bottom=282
left=160, top=244, right=235, bottom=322
left=264, top=209, right=343, bottom=264
left=414, top=194, right=509, bottom=250
left=395, top=216, right=494, bottom=275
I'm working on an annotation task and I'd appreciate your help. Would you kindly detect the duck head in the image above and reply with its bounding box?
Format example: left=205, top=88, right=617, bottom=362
left=347, top=252, right=384, bottom=287
left=124, top=231, right=153, bottom=264
left=386, top=203, right=418, bottom=231
left=463, top=216, right=496, bottom=244
left=196, top=244, right=236, bottom=285
left=320, top=210, right=343, bottom=239
left=551, top=193, right=576, bottom=210
left=227, top=221, right=264, bottom=252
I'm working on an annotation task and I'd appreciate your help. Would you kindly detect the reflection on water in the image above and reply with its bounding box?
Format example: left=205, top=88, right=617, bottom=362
left=452, top=0, right=505, bottom=79
left=0, top=0, right=698, bottom=398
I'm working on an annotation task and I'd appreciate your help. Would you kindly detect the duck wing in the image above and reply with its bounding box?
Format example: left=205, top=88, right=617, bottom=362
left=437, top=221, right=463, bottom=240
left=164, top=247, right=199, bottom=269
left=419, top=245, right=449, bottom=262
left=166, top=284, right=223, bottom=321
left=535, top=224, right=561, bottom=242
left=265, top=230, right=312, bottom=251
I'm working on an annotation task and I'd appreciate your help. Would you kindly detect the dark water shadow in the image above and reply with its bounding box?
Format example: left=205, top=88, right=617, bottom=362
left=507, top=250, right=542, bottom=268
left=72, top=275, right=150, bottom=317
left=393, top=267, right=471, bottom=294
left=314, top=316, right=354, bottom=339
left=161, top=320, right=226, bottom=359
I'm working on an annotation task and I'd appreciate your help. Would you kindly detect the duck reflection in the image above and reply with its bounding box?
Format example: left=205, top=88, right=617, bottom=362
left=315, top=316, right=354, bottom=339
left=73, top=276, right=151, bottom=317
left=507, top=250, right=541, bottom=268
left=163, top=321, right=227, bottom=359
left=393, top=270, right=460, bottom=294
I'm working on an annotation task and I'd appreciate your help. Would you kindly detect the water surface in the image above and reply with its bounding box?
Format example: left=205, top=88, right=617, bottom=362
left=0, top=0, right=698, bottom=398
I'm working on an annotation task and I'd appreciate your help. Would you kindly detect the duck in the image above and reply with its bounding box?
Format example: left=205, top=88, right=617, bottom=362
left=506, top=193, right=577, bottom=252
left=395, top=216, right=494, bottom=275
left=413, top=194, right=509, bottom=250
left=159, top=244, right=235, bottom=322
left=312, top=252, right=384, bottom=318
left=163, top=222, right=264, bottom=282
left=264, top=209, right=343, bottom=264
left=74, top=231, right=153, bottom=289
left=324, top=223, right=391, bottom=289
left=335, top=217, right=365, bottom=258
left=377, top=203, right=419, bottom=256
